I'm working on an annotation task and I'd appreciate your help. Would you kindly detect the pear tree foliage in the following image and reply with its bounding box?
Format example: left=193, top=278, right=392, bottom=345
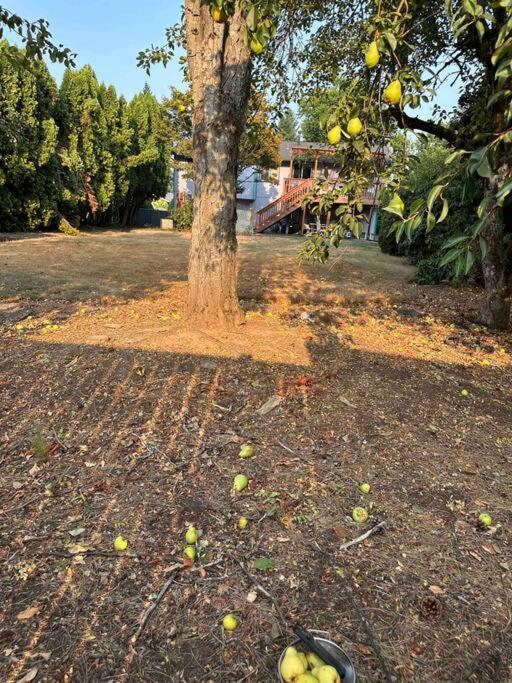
left=137, top=0, right=279, bottom=74
left=291, top=0, right=512, bottom=283
left=0, top=5, right=75, bottom=66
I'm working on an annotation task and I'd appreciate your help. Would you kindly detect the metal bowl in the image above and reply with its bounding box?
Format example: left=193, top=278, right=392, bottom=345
left=277, top=632, right=356, bottom=683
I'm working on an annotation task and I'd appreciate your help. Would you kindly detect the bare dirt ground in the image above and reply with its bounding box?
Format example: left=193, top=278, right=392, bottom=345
left=0, top=229, right=511, bottom=682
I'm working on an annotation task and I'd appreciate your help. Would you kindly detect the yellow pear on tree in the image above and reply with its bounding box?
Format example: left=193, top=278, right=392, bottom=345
left=365, top=40, right=380, bottom=68
left=327, top=125, right=342, bottom=145
left=250, top=38, right=264, bottom=55
left=211, top=7, right=228, bottom=22
left=384, top=79, right=402, bottom=105
left=347, top=117, right=363, bottom=137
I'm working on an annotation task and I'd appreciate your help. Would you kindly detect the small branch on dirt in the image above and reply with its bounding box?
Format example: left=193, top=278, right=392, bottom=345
left=277, top=440, right=294, bottom=454
left=347, top=584, right=393, bottom=683
left=339, top=521, right=386, bottom=551
left=311, top=540, right=393, bottom=683
left=133, top=559, right=224, bottom=644
left=133, top=562, right=183, bottom=643
left=233, top=558, right=287, bottom=629
left=212, top=402, right=231, bottom=412
left=4, top=495, right=42, bottom=514
left=52, top=428, right=69, bottom=452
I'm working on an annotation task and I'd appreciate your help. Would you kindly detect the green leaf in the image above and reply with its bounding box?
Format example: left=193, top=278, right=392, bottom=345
left=253, top=557, right=275, bottom=572
left=426, top=211, right=436, bottom=232
left=437, top=198, right=449, bottom=224
left=465, top=250, right=476, bottom=275
left=383, top=193, right=405, bottom=218
left=439, top=247, right=463, bottom=267
left=443, top=234, right=469, bottom=249
left=444, top=149, right=467, bottom=165
left=427, top=184, right=444, bottom=211
left=479, top=236, right=489, bottom=259
left=496, top=178, right=512, bottom=204
left=475, top=153, right=492, bottom=178
left=383, top=32, right=397, bottom=51
left=246, top=6, right=258, bottom=31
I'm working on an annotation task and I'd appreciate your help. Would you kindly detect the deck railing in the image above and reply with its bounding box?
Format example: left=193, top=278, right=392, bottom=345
left=255, top=179, right=314, bottom=233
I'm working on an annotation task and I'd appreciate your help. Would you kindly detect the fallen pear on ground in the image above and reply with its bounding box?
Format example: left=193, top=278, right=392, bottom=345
left=233, top=474, right=249, bottom=492
left=223, top=613, right=238, bottom=631
left=352, top=506, right=369, bottom=523
left=185, top=526, right=198, bottom=544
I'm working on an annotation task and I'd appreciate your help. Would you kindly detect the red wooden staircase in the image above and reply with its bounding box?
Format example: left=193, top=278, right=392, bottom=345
left=254, top=178, right=313, bottom=233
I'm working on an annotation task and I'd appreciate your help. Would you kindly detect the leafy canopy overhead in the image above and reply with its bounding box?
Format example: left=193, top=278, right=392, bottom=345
left=0, top=5, right=75, bottom=66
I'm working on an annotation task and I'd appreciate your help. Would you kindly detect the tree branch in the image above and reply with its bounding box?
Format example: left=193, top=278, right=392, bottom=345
left=387, top=107, right=459, bottom=145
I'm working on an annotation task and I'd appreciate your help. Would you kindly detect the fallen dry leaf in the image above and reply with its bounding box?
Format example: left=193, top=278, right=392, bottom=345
left=246, top=590, right=258, bottom=603
left=428, top=585, right=445, bottom=595
left=68, top=543, right=92, bottom=554
left=257, top=395, right=283, bottom=415
left=17, top=605, right=41, bottom=620
left=18, top=666, right=38, bottom=682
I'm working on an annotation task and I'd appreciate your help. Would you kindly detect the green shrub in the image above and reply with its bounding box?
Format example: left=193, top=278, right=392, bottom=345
left=58, top=216, right=80, bottom=236
left=170, top=198, right=193, bottom=231
left=378, top=139, right=485, bottom=284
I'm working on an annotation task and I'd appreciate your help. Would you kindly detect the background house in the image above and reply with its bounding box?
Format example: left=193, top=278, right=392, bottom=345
left=173, top=140, right=381, bottom=238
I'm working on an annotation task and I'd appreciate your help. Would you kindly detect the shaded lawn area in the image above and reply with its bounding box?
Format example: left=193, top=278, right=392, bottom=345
left=0, top=230, right=511, bottom=682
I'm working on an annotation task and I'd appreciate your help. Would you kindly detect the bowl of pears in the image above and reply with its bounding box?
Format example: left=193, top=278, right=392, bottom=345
left=277, top=629, right=356, bottom=683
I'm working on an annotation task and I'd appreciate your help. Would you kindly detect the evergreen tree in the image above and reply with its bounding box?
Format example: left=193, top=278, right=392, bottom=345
left=56, top=66, right=114, bottom=223
left=278, top=107, right=298, bottom=141
left=120, top=87, right=170, bottom=225
left=0, top=40, right=59, bottom=231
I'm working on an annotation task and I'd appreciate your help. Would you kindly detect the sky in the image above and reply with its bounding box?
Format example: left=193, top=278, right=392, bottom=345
left=6, top=0, right=186, bottom=101
left=6, top=1, right=459, bottom=119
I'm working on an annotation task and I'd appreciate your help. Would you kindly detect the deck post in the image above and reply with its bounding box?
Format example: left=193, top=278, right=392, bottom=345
left=301, top=206, right=306, bottom=234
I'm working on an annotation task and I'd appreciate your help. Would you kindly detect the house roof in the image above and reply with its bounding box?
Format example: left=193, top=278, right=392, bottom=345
left=278, top=140, right=335, bottom=162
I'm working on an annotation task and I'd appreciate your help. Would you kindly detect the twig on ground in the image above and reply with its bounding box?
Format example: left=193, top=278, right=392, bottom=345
left=133, top=559, right=223, bottom=643
left=277, top=440, right=294, bottom=454
left=132, top=562, right=183, bottom=643
left=52, top=428, right=69, bottom=451
left=311, top=540, right=393, bottom=683
left=233, top=558, right=287, bottom=629
left=339, top=521, right=386, bottom=551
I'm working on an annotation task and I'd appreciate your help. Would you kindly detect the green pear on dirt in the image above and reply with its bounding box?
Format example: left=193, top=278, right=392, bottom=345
left=352, top=506, right=369, bottom=523
left=185, top=526, right=198, bottom=544
left=239, top=444, right=254, bottom=459
left=479, top=512, right=492, bottom=527
left=233, top=474, right=249, bottom=492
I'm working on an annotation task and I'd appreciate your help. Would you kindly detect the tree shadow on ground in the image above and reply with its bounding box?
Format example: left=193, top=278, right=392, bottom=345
left=0, top=325, right=510, bottom=682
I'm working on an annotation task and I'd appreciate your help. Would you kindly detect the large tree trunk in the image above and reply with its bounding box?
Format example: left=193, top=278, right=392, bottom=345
left=184, top=1, right=252, bottom=327
left=480, top=164, right=511, bottom=330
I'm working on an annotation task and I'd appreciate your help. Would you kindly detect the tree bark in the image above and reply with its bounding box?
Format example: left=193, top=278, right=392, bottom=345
left=184, top=0, right=252, bottom=328
left=480, top=163, right=511, bottom=330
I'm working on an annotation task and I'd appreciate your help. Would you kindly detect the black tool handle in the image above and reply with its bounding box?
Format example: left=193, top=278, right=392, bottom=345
left=292, top=624, right=346, bottom=679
